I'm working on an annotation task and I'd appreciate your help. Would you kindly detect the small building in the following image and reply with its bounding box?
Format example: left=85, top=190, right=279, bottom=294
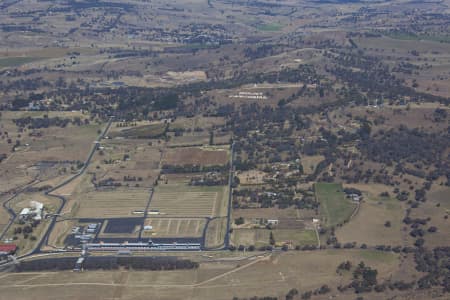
left=267, top=219, right=279, bottom=226
left=0, top=244, right=17, bottom=255
left=348, top=194, right=362, bottom=202
left=117, top=250, right=132, bottom=255
left=19, top=201, right=44, bottom=221
left=71, top=227, right=81, bottom=234
left=73, top=257, right=85, bottom=272
left=87, top=224, right=98, bottom=229
left=19, top=208, right=31, bottom=218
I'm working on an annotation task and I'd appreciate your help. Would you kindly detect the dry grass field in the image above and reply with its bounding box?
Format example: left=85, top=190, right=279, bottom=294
left=236, top=170, right=268, bottom=185
left=162, top=146, right=229, bottom=166
left=47, top=219, right=77, bottom=248
left=71, top=187, right=150, bottom=218
left=142, top=218, right=206, bottom=238
left=301, top=155, right=325, bottom=175
left=232, top=228, right=317, bottom=248
left=204, top=217, right=227, bottom=249
left=150, top=184, right=228, bottom=218
left=0, top=250, right=408, bottom=300
left=336, top=196, right=405, bottom=246
left=108, top=122, right=167, bottom=139
left=0, top=111, right=102, bottom=192
left=410, top=185, right=450, bottom=248
left=169, top=116, right=225, bottom=131
left=0, top=195, right=12, bottom=233
left=88, top=138, right=161, bottom=188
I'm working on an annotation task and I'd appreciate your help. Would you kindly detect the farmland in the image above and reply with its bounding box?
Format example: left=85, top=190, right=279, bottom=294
left=108, top=122, right=167, bottom=139
left=71, top=188, right=150, bottom=218
left=315, top=183, right=357, bottom=228
left=150, top=184, right=228, bottom=218
left=336, top=195, right=404, bottom=247
left=162, top=146, right=229, bottom=167
left=0, top=250, right=407, bottom=300
left=0, top=111, right=102, bottom=192
left=0, top=0, right=449, bottom=298
left=142, top=218, right=206, bottom=238
left=0, top=56, right=43, bottom=68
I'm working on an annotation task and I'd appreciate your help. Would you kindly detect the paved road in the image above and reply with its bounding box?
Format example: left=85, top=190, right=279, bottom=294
left=223, top=141, right=235, bottom=249
left=17, top=117, right=113, bottom=259
left=137, top=188, right=154, bottom=241
left=0, top=179, right=39, bottom=240
left=10, top=119, right=235, bottom=260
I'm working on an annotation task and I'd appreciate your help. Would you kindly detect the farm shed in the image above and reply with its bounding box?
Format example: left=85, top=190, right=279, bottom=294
left=0, top=244, right=17, bottom=254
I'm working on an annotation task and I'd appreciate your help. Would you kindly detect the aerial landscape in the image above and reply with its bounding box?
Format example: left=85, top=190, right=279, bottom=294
left=0, top=0, right=449, bottom=299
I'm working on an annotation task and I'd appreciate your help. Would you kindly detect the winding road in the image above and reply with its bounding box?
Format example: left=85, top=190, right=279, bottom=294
left=2, top=117, right=114, bottom=259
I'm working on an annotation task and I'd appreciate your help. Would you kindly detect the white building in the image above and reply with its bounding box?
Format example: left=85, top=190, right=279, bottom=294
left=19, top=201, right=44, bottom=221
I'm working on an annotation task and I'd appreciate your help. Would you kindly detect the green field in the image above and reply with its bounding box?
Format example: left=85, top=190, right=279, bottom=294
left=359, top=249, right=399, bottom=263
left=0, top=57, right=43, bottom=68
left=315, top=183, right=357, bottom=228
left=255, top=23, right=283, bottom=32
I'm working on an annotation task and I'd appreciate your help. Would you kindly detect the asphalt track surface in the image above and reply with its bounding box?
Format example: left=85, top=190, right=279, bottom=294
left=14, top=118, right=113, bottom=259
left=2, top=118, right=235, bottom=260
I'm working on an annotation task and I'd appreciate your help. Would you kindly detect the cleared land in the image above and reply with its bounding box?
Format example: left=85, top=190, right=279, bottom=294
left=301, top=155, right=325, bottom=175
left=232, top=228, right=317, bottom=247
left=315, top=183, right=357, bottom=228
left=142, top=218, right=206, bottom=238
left=0, top=56, right=43, bottom=68
left=336, top=196, right=404, bottom=246
left=149, top=184, right=228, bottom=218
left=162, top=147, right=229, bottom=166
left=204, top=217, right=227, bottom=249
left=0, top=250, right=401, bottom=300
left=73, top=188, right=150, bottom=218
left=108, top=122, right=167, bottom=139
left=0, top=111, right=102, bottom=192
left=88, top=138, right=161, bottom=188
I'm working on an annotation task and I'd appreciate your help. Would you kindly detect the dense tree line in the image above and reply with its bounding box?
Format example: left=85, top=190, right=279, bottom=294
left=16, top=256, right=199, bottom=272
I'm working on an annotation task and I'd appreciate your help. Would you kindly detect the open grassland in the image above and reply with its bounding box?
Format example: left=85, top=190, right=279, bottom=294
left=0, top=250, right=402, bottom=300
left=150, top=184, right=228, bottom=218
left=315, top=183, right=357, bottom=228
left=108, top=122, right=167, bottom=139
left=232, top=228, right=271, bottom=247
left=169, top=116, right=225, bottom=131
left=0, top=111, right=100, bottom=192
left=3, top=192, right=61, bottom=253
left=232, top=228, right=317, bottom=247
left=301, top=155, right=325, bottom=175
left=410, top=185, right=450, bottom=248
left=142, top=218, right=206, bottom=238
left=88, top=138, right=161, bottom=188
left=336, top=196, right=404, bottom=246
left=10, top=193, right=60, bottom=214
left=73, top=188, right=149, bottom=218
left=204, top=217, right=227, bottom=249
left=48, top=219, right=77, bottom=248
left=4, top=217, right=53, bottom=256
left=236, top=170, right=268, bottom=185
left=0, top=196, right=12, bottom=233
left=162, top=146, right=229, bottom=166
left=0, top=56, right=43, bottom=68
